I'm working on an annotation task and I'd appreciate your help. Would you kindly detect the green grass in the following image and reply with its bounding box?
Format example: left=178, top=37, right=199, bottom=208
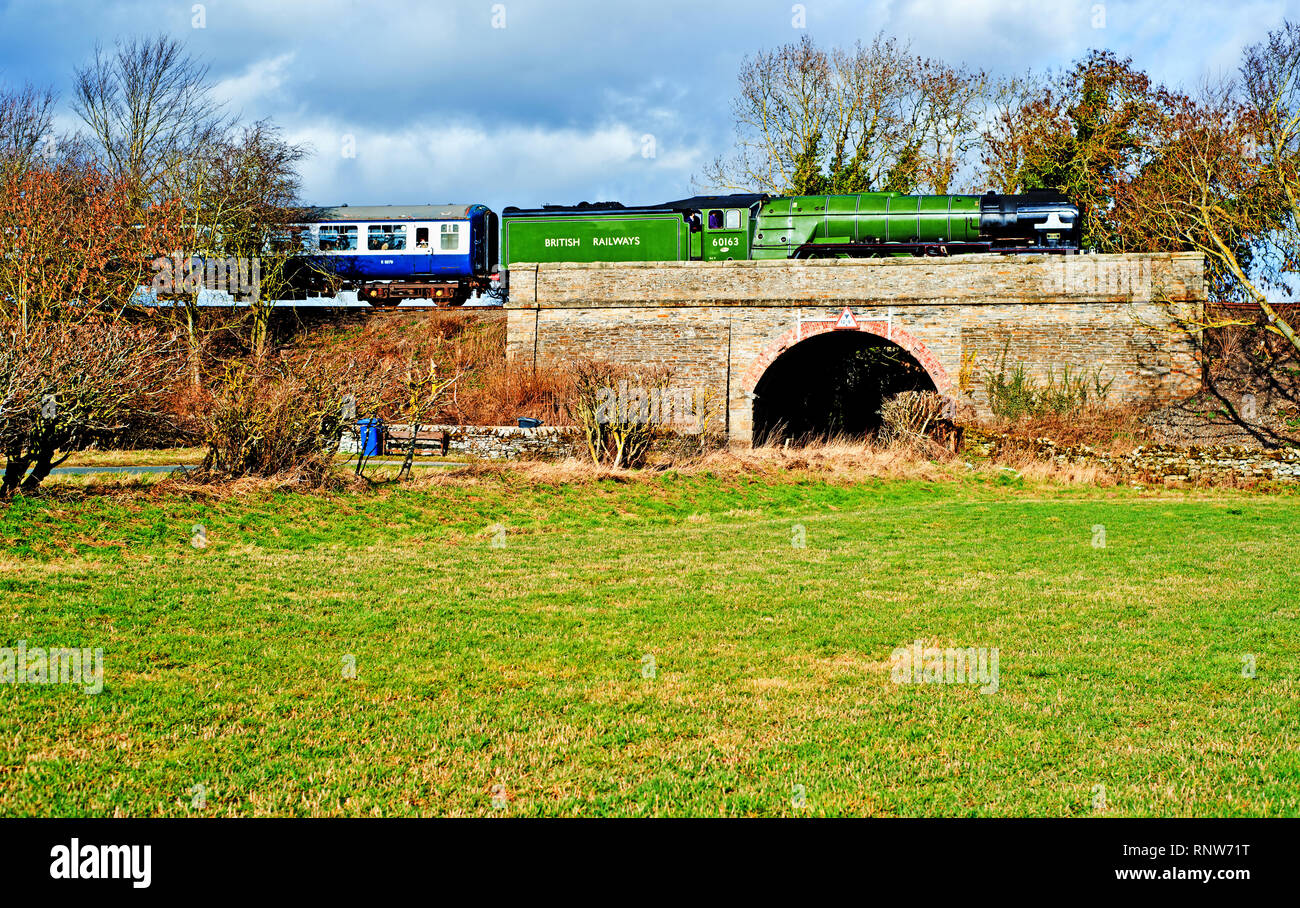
left=0, top=471, right=1297, bottom=816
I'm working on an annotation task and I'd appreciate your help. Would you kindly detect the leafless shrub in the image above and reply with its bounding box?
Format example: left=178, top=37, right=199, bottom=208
left=0, top=316, right=182, bottom=495
left=566, top=360, right=674, bottom=468
left=188, top=355, right=361, bottom=486
left=878, top=391, right=948, bottom=443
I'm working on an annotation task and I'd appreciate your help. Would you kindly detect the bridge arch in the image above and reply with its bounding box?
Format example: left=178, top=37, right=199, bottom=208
left=742, top=318, right=953, bottom=397
left=743, top=318, right=954, bottom=444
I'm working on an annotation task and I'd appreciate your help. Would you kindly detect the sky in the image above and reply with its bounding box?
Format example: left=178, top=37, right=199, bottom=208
left=1, top=0, right=1298, bottom=214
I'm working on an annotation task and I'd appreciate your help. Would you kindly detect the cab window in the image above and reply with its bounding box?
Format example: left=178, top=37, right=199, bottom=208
left=725, top=209, right=741, bottom=230
left=368, top=224, right=407, bottom=251
left=707, top=210, right=723, bottom=229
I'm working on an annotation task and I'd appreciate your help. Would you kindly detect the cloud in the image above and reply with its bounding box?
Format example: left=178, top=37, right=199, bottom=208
left=2, top=0, right=1298, bottom=209
left=289, top=119, right=706, bottom=212
left=212, top=52, right=296, bottom=115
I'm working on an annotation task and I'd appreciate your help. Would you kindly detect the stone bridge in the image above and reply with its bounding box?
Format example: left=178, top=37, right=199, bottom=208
left=504, top=253, right=1205, bottom=444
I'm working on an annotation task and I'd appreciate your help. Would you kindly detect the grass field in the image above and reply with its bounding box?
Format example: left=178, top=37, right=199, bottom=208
left=1, top=467, right=1297, bottom=816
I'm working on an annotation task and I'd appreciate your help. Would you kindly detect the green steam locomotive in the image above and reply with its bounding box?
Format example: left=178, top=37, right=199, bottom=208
left=500, top=189, right=1080, bottom=268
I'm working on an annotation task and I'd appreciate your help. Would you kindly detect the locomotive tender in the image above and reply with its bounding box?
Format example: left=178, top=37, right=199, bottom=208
left=501, top=195, right=767, bottom=265
left=294, top=190, right=1079, bottom=306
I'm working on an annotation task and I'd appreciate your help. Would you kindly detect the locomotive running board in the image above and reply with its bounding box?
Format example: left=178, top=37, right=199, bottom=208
left=791, top=242, right=1078, bottom=258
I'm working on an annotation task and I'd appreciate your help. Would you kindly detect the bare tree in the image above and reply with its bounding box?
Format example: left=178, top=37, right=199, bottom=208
left=978, top=71, right=1053, bottom=194
left=148, top=120, right=312, bottom=383
left=701, top=34, right=835, bottom=194
left=76, top=37, right=314, bottom=375
left=700, top=34, right=989, bottom=196
left=823, top=35, right=929, bottom=193
left=1107, top=25, right=1300, bottom=356
left=0, top=83, right=57, bottom=176
left=0, top=160, right=186, bottom=495
left=71, top=35, right=233, bottom=385
left=72, top=34, right=228, bottom=202
left=1239, top=19, right=1300, bottom=351
left=207, top=122, right=311, bottom=356
left=916, top=60, right=990, bottom=193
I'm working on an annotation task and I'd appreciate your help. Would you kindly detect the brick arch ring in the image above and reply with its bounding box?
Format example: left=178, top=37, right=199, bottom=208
left=740, top=318, right=954, bottom=397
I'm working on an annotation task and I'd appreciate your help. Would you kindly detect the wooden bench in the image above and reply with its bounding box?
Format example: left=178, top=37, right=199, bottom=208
left=383, top=425, right=450, bottom=457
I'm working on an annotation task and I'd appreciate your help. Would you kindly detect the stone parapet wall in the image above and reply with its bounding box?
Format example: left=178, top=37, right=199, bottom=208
left=506, top=253, right=1203, bottom=306
left=505, top=254, right=1206, bottom=444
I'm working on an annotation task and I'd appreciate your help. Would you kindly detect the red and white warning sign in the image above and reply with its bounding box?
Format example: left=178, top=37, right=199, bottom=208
left=833, top=307, right=859, bottom=330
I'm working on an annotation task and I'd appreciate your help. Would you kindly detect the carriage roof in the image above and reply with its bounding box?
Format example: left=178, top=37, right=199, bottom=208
left=313, top=204, right=481, bottom=222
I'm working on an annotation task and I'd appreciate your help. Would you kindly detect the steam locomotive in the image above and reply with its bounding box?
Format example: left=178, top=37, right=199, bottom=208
left=294, top=189, right=1080, bottom=306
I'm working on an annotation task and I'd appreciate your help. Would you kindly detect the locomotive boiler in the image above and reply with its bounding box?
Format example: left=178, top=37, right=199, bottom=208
left=750, top=189, right=1081, bottom=258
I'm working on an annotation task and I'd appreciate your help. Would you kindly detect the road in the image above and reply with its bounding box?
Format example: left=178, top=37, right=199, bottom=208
left=48, top=461, right=463, bottom=476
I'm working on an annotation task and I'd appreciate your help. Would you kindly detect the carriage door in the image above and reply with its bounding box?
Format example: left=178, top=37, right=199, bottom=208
left=701, top=208, right=747, bottom=261
left=413, top=224, right=434, bottom=275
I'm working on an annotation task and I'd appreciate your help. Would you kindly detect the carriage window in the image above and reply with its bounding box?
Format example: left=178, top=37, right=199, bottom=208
left=318, top=225, right=357, bottom=251
left=708, top=210, right=723, bottom=229
left=283, top=226, right=315, bottom=252
left=368, top=224, right=407, bottom=251
left=415, top=227, right=430, bottom=248
left=440, top=223, right=460, bottom=250
left=725, top=209, right=741, bottom=230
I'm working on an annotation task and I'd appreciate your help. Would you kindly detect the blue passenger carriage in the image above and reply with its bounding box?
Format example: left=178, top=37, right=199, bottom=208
left=296, top=204, right=499, bottom=305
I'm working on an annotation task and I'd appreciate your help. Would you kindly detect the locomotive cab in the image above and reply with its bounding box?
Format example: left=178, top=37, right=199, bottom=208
left=698, top=205, right=752, bottom=261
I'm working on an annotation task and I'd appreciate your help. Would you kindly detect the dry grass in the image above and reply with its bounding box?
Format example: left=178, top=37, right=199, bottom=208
left=971, top=404, right=1153, bottom=453
left=291, top=310, right=569, bottom=426
left=56, top=446, right=205, bottom=467
left=401, top=435, right=1121, bottom=491
left=47, top=429, right=1299, bottom=504
left=994, top=451, right=1119, bottom=486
